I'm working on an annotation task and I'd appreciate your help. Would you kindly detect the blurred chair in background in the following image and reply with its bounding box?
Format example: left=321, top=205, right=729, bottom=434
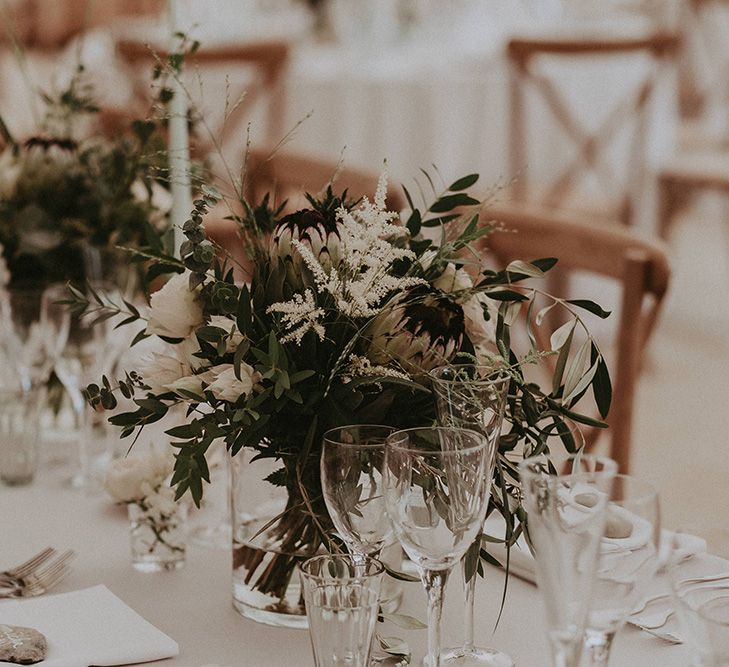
left=656, top=0, right=729, bottom=240
left=481, top=204, right=671, bottom=472
left=205, top=148, right=406, bottom=283
left=506, top=31, right=678, bottom=228
left=0, top=0, right=164, bottom=51
left=114, top=38, right=289, bottom=170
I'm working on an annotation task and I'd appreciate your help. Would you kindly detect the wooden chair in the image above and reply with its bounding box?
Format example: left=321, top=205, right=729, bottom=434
left=656, top=0, right=729, bottom=239
left=1, top=1, right=164, bottom=50
left=507, top=32, right=678, bottom=226
left=115, top=38, right=289, bottom=164
left=205, top=148, right=407, bottom=282
left=480, top=203, right=671, bottom=473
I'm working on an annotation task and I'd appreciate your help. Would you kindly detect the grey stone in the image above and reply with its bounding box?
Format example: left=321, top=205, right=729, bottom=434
left=0, top=624, right=47, bottom=664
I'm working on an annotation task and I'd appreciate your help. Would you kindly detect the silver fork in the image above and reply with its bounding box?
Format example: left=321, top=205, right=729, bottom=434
left=0, top=547, right=56, bottom=584
left=0, top=550, right=75, bottom=598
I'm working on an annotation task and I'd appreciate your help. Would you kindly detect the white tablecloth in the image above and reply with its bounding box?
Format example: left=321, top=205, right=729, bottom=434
left=0, top=466, right=694, bottom=666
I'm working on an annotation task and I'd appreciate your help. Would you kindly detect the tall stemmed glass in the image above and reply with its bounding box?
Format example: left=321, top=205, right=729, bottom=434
left=321, top=425, right=396, bottom=665
left=583, top=475, right=660, bottom=666
left=383, top=427, right=491, bottom=667
left=429, top=363, right=510, bottom=667
left=321, top=424, right=395, bottom=562
left=518, top=453, right=617, bottom=667
left=0, top=287, right=58, bottom=393
left=41, top=283, right=119, bottom=491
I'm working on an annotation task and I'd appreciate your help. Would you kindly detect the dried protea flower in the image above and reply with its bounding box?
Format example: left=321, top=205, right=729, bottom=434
left=269, top=209, right=341, bottom=287
left=367, top=290, right=465, bottom=377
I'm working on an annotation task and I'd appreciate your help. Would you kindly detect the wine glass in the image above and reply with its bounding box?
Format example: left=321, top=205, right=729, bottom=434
left=518, top=453, right=617, bottom=667
left=429, top=363, right=511, bottom=667
left=41, top=283, right=120, bottom=492
left=0, top=287, right=57, bottom=393
left=383, top=427, right=491, bottom=667
left=583, top=475, right=660, bottom=666
left=321, top=424, right=397, bottom=665
left=321, top=424, right=395, bottom=561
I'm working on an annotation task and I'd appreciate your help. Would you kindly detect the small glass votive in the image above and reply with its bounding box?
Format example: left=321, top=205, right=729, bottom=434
left=300, top=554, right=384, bottom=667
left=128, top=485, right=188, bottom=572
left=0, top=389, right=41, bottom=486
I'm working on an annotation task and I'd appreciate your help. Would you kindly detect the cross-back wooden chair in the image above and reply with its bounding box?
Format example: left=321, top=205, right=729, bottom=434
left=507, top=32, right=678, bottom=226
left=1, top=1, right=164, bottom=51
left=656, top=1, right=729, bottom=239
left=480, top=203, right=671, bottom=473
left=205, top=148, right=407, bottom=282
left=675, top=0, right=729, bottom=135
left=114, top=38, right=289, bottom=161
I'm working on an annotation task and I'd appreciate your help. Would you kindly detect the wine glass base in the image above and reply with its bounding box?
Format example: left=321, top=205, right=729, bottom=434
left=439, top=646, right=514, bottom=667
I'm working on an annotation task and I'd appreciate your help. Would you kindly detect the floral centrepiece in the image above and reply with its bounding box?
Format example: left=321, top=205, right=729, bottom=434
left=105, top=448, right=187, bottom=572
left=0, top=64, right=174, bottom=291
left=81, top=166, right=612, bottom=620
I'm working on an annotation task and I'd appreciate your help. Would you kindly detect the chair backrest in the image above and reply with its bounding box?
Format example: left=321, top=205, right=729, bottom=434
left=115, top=38, right=289, bottom=163
left=675, top=0, right=729, bottom=139
left=507, top=31, right=678, bottom=225
left=244, top=148, right=407, bottom=213
left=480, top=202, right=671, bottom=472
left=1, top=1, right=164, bottom=50
left=205, top=148, right=407, bottom=282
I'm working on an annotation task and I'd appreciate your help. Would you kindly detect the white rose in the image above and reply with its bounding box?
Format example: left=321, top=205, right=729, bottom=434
left=462, top=294, right=497, bottom=351
left=104, top=446, right=173, bottom=503
left=146, top=272, right=204, bottom=339
left=420, top=250, right=473, bottom=293
left=179, top=335, right=208, bottom=371
left=166, top=373, right=205, bottom=397
left=104, top=457, right=155, bottom=503
left=207, top=363, right=259, bottom=403
left=148, top=446, right=175, bottom=482
left=137, top=352, right=190, bottom=395
left=208, top=315, right=245, bottom=352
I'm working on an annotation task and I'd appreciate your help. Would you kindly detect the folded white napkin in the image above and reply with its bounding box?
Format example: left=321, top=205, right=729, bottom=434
left=483, top=511, right=708, bottom=586
left=0, top=585, right=178, bottom=666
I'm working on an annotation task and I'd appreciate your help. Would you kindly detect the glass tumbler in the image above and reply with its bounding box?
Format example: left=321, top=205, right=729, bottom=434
left=300, top=554, right=385, bottom=667
left=0, top=389, right=41, bottom=486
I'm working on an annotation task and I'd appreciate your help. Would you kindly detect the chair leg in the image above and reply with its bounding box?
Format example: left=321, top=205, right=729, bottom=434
left=658, top=176, right=695, bottom=241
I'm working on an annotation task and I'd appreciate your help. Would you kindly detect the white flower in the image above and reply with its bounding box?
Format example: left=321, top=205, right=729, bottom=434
left=104, top=452, right=171, bottom=503
left=462, top=294, right=498, bottom=354
left=207, top=363, right=259, bottom=403
left=146, top=271, right=204, bottom=339
left=267, top=289, right=326, bottom=344
left=166, top=373, right=205, bottom=397
left=0, top=148, right=21, bottom=200
left=137, top=352, right=190, bottom=395
left=208, top=315, right=244, bottom=352
left=179, top=335, right=208, bottom=371
left=420, top=250, right=473, bottom=293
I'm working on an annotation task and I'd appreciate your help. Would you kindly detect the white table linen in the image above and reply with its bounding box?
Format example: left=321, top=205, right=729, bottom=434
left=0, top=466, right=695, bottom=666
left=0, top=586, right=178, bottom=666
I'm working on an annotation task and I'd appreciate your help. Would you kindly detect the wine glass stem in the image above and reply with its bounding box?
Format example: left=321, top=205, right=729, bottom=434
left=462, top=558, right=476, bottom=651
left=549, top=636, right=582, bottom=667
left=422, top=567, right=450, bottom=667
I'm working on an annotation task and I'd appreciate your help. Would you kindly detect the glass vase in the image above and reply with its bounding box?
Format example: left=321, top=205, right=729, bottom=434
left=231, top=451, right=320, bottom=629
left=128, top=490, right=188, bottom=572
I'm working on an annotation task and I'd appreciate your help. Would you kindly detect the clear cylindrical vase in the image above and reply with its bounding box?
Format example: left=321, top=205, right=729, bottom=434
left=128, top=490, right=188, bottom=572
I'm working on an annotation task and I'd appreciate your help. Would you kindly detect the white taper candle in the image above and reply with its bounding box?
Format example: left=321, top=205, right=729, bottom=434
left=167, top=0, right=192, bottom=259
